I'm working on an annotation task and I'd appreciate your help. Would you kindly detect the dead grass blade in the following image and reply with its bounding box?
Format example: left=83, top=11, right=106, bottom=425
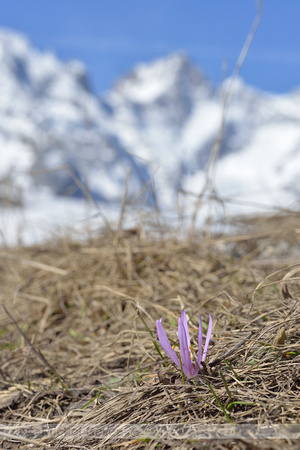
left=0, top=211, right=299, bottom=449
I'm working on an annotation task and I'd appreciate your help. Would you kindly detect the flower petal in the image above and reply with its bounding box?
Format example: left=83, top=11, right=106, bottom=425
left=156, top=319, right=180, bottom=367
left=196, top=314, right=203, bottom=369
left=202, top=313, right=213, bottom=362
left=180, top=309, right=191, bottom=348
left=178, top=316, right=197, bottom=377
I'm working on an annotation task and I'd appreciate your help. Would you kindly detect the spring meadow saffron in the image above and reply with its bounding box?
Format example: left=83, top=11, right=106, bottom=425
left=156, top=309, right=213, bottom=378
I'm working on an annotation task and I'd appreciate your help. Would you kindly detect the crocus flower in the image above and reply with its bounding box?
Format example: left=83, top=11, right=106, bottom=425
left=156, top=309, right=213, bottom=378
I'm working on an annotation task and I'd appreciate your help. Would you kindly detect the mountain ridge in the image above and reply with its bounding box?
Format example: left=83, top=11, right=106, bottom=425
left=1, top=28, right=299, bottom=214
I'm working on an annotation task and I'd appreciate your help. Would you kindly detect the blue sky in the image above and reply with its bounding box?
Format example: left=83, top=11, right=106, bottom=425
left=0, top=0, right=299, bottom=94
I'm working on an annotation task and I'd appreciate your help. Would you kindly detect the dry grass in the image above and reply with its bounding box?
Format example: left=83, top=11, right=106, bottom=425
left=0, top=212, right=299, bottom=449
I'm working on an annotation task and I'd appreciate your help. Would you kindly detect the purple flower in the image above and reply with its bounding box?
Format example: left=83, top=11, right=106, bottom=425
left=156, top=310, right=213, bottom=378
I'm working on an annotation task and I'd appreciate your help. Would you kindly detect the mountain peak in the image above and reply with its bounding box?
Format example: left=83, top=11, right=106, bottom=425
left=0, top=28, right=92, bottom=98
left=112, top=52, right=211, bottom=104
left=0, top=28, right=30, bottom=52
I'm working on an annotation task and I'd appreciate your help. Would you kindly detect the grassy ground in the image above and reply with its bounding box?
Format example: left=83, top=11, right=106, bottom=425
left=0, top=211, right=299, bottom=449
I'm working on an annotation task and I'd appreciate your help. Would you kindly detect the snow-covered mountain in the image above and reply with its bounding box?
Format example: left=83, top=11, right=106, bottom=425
left=1, top=28, right=300, bottom=219
left=102, top=58, right=300, bottom=210
left=0, top=29, right=139, bottom=206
